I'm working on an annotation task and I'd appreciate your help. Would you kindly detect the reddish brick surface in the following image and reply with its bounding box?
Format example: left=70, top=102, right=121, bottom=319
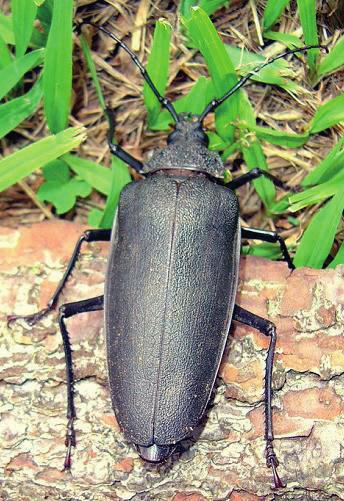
left=1, top=221, right=343, bottom=500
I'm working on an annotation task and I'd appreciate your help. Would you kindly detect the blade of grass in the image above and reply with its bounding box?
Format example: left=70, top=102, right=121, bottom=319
left=0, top=12, right=14, bottom=44
left=262, top=0, right=290, bottom=31
left=0, top=77, right=43, bottom=139
left=0, top=33, right=12, bottom=70
left=245, top=124, right=309, bottom=148
left=0, top=48, right=44, bottom=99
left=309, top=92, right=344, bottom=134
left=143, top=19, right=172, bottom=127
left=63, top=154, right=112, bottom=195
left=80, top=33, right=105, bottom=110
left=179, top=0, right=229, bottom=18
left=302, top=137, right=344, bottom=186
left=239, top=92, right=275, bottom=208
left=317, top=36, right=344, bottom=78
left=289, top=170, right=344, bottom=211
left=0, top=126, right=86, bottom=192
left=43, top=0, right=73, bottom=133
left=263, top=31, right=303, bottom=48
left=296, top=0, right=319, bottom=74
left=12, top=0, right=37, bottom=57
left=186, top=7, right=239, bottom=143
left=293, top=187, right=344, bottom=268
left=99, top=156, right=131, bottom=229
left=242, top=242, right=283, bottom=260
left=327, top=241, right=344, bottom=268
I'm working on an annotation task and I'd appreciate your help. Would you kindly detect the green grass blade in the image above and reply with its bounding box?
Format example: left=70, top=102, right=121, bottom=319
left=63, top=154, right=112, bottom=195
left=302, top=137, right=344, bottom=186
left=43, top=0, right=73, bottom=133
left=179, top=0, right=229, bottom=18
left=317, top=36, right=344, bottom=78
left=327, top=241, right=344, bottom=268
left=310, top=92, right=344, bottom=134
left=239, top=92, right=275, bottom=208
left=143, top=19, right=172, bottom=127
left=296, top=0, right=319, bottom=73
left=0, top=33, right=12, bottom=70
left=0, top=48, right=44, bottom=99
left=99, top=156, right=131, bottom=229
left=293, top=187, right=344, bottom=268
left=186, top=7, right=238, bottom=143
left=289, top=170, right=344, bottom=211
left=80, top=33, right=105, bottom=110
left=247, top=124, right=309, bottom=148
left=0, top=77, right=42, bottom=139
left=12, top=0, right=37, bottom=57
left=263, top=0, right=291, bottom=31
left=0, top=126, right=86, bottom=192
left=0, top=12, right=14, bottom=44
left=263, top=31, right=303, bottom=48
left=225, top=44, right=297, bottom=91
left=242, top=242, right=283, bottom=260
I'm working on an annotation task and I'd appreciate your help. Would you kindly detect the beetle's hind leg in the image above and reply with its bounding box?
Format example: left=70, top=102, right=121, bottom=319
left=232, top=304, right=285, bottom=490
left=58, top=294, right=104, bottom=469
left=227, top=167, right=299, bottom=193
left=8, top=229, right=111, bottom=326
left=241, top=227, right=295, bottom=270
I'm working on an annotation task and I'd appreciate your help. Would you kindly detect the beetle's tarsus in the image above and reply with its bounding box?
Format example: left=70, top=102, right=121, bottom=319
left=266, top=441, right=286, bottom=489
left=63, top=417, right=76, bottom=470
left=7, top=306, right=52, bottom=327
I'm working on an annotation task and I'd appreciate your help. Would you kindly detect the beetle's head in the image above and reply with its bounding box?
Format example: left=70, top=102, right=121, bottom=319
left=167, top=113, right=209, bottom=147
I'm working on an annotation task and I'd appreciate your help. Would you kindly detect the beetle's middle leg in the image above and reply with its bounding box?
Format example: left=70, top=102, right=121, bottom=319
left=58, top=294, right=104, bottom=469
left=8, top=229, right=111, bottom=326
left=232, top=304, right=285, bottom=490
left=227, top=167, right=299, bottom=192
left=241, top=227, right=295, bottom=270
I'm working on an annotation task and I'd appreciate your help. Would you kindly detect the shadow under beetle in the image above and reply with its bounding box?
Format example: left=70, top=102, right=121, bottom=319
left=9, top=22, right=324, bottom=489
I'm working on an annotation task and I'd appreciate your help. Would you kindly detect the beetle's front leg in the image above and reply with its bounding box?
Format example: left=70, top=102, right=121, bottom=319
left=8, top=229, right=111, bottom=326
left=232, top=304, right=286, bottom=490
left=58, top=294, right=104, bottom=470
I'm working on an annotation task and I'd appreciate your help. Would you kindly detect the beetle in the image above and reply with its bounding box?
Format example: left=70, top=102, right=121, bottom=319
left=8, top=21, right=323, bottom=489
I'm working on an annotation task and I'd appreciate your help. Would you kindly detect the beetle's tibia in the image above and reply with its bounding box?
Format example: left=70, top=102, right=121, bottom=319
left=136, top=443, right=176, bottom=462
left=266, top=441, right=286, bottom=489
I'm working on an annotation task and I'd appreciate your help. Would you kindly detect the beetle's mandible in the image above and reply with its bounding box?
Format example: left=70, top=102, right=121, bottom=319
left=8, top=21, right=324, bottom=490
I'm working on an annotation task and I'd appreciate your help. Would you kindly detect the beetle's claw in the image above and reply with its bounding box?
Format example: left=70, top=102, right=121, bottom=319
left=7, top=307, right=52, bottom=327
left=266, top=442, right=286, bottom=489
left=63, top=418, right=76, bottom=471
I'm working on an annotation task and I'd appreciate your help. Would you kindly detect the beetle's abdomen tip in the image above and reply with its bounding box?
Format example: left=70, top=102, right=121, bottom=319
left=136, top=443, right=176, bottom=463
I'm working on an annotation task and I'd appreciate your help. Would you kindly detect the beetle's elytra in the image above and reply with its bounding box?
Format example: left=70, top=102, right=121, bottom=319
left=8, top=20, right=323, bottom=490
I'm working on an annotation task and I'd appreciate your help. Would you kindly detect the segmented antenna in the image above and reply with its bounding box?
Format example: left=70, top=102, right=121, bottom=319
left=198, top=44, right=327, bottom=123
left=82, top=22, right=179, bottom=123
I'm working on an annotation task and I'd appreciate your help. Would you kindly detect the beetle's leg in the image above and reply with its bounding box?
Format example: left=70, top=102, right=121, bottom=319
left=232, top=304, right=286, bottom=490
left=241, top=227, right=295, bottom=270
left=227, top=167, right=299, bottom=193
left=58, top=294, right=104, bottom=470
left=8, top=229, right=111, bottom=326
left=105, top=108, right=144, bottom=173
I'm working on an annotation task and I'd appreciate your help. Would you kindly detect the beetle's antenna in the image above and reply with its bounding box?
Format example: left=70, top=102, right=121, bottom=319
left=198, top=44, right=327, bottom=124
left=81, top=22, right=179, bottom=123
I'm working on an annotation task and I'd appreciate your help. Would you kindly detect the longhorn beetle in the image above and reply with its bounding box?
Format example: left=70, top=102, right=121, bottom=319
left=9, top=19, right=324, bottom=489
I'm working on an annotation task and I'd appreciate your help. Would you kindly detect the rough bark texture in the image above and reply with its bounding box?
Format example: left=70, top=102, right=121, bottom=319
left=0, top=221, right=343, bottom=500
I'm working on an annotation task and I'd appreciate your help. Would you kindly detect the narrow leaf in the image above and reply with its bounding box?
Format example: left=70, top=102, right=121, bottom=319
left=247, top=124, right=309, bottom=148
left=63, top=154, right=112, bottom=195
left=12, top=0, right=37, bottom=57
left=296, top=0, right=319, bottom=73
left=302, top=137, right=344, bottom=186
left=179, top=0, right=229, bottom=18
left=293, top=188, right=344, bottom=268
left=0, top=12, right=14, bottom=44
left=263, top=0, right=291, bottom=31
left=186, top=7, right=239, bottom=143
left=80, top=33, right=105, bottom=110
left=310, top=92, right=344, bottom=134
left=327, top=241, right=344, bottom=269
left=43, top=0, right=73, bottom=132
left=0, top=127, right=86, bottom=192
left=317, top=36, right=344, bottom=78
left=0, top=33, right=12, bottom=70
left=263, top=31, right=303, bottom=48
left=144, top=19, right=172, bottom=127
left=99, top=156, right=131, bottom=229
left=0, top=48, right=44, bottom=100
left=0, top=77, right=42, bottom=139
left=289, top=170, right=344, bottom=211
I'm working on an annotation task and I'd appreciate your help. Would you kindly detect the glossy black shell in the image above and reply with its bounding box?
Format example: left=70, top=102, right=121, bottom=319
left=104, top=172, right=240, bottom=446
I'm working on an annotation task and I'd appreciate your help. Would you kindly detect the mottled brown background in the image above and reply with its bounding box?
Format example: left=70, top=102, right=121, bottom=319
left=0, top=221, right=343, bottom=500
